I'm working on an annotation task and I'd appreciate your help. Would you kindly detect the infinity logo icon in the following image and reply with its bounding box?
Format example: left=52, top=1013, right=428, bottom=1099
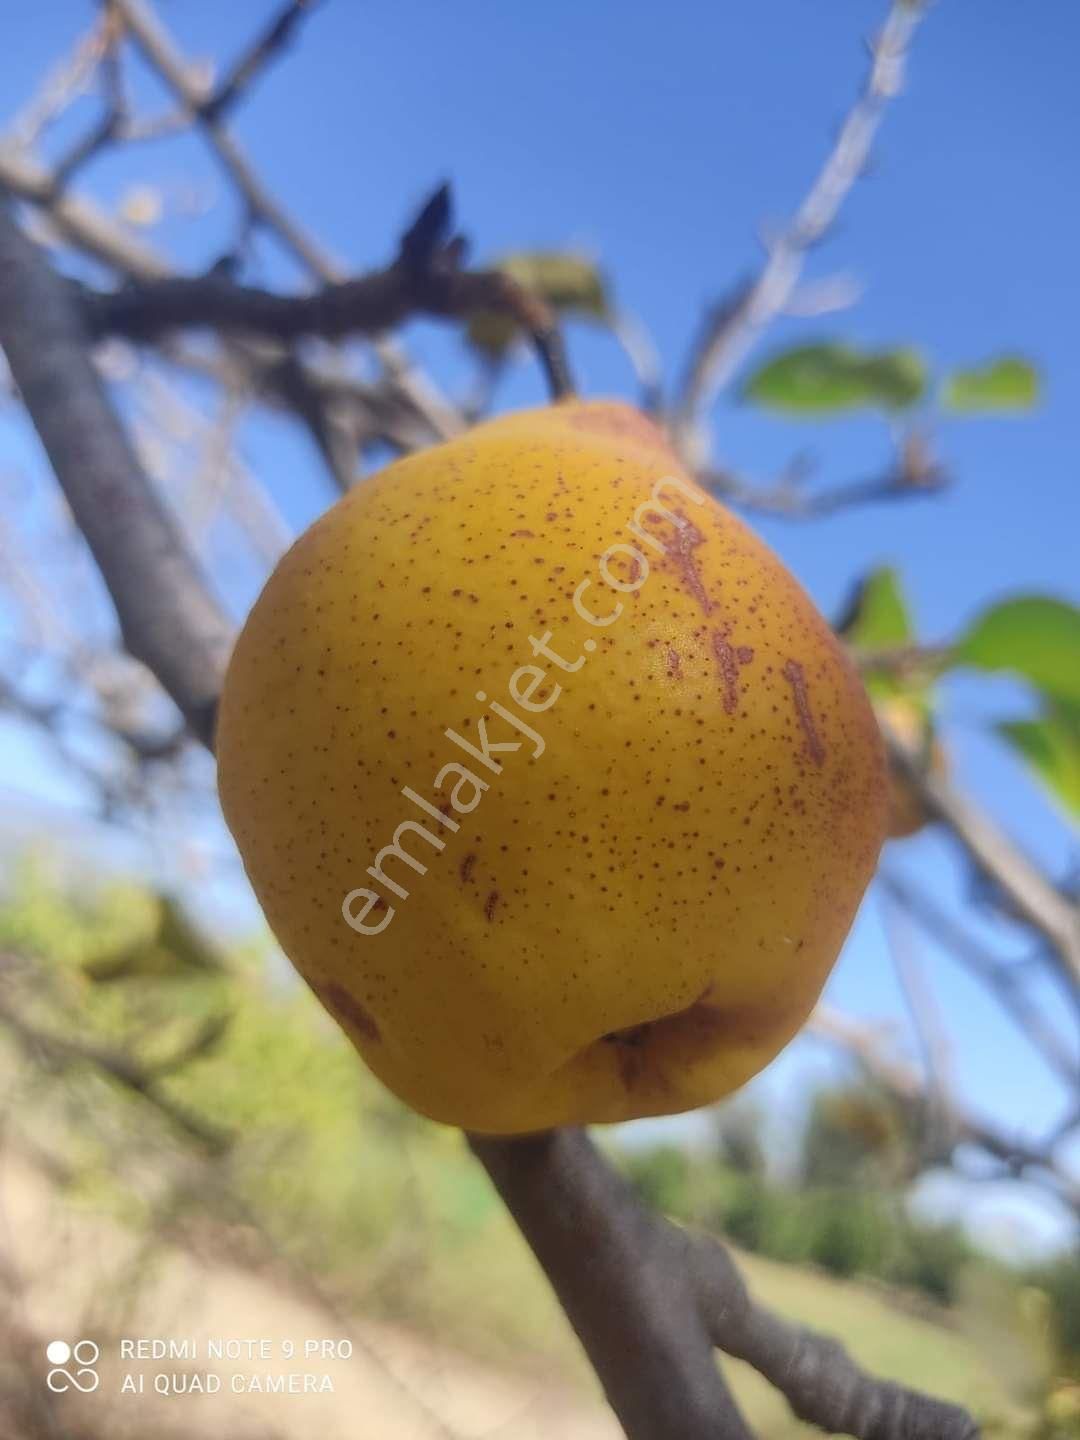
left=46, top=1340, right=100, bottom=1393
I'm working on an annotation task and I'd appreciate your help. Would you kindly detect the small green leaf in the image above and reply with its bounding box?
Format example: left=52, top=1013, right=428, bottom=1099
left=837, top=568, right=928, bottom=705
left=997, top=703, right=1080, bottom=820
left=956, top=596, right=1080, bottom=703
left=742, top=342, right=927, bottom=416
left=839, top=567, right=914, bottom=648
left=941, top=356, right=1040, bottom=414
left=466, top=252, right=610, bottom=356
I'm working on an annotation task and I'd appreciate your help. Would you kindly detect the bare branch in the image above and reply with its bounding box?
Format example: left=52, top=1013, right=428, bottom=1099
left=811, top=1006, right=1080, bottom=1214
left=880, top=870, right=1077, bottom=1085
left=476, top=1129, right=982, bottom=1440
left=674, top=0, right=929, bottom=458
left=471, top=1129, right=754, bottom=1440
left=5, top=15, right=112, bottom=149
left=0, top=146, right=452, bottom=463
left=0, top=144, right=170, bottom=277
left=108, top=0, right=466, bottom=444
left=0, top=204, right=232, bottom=746
left=79, top=184, right=577, bottom=400
left=110, top=0, right=336, bottom=279
left=880, top=892, right=957, bottom=1154
left=199, top=0, right=324, bottom=124
left=693, top=1231, right=980, bottom=1440
left=884, top=726, right=1080, bottom=993
left=705, top=431, right=947, bottom=520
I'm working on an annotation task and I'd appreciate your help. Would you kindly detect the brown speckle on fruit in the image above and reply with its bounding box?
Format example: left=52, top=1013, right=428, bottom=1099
left=782, top=658, right=826, bottom=767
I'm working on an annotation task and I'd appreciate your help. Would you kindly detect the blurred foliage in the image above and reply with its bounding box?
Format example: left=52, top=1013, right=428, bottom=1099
left=0, top=860, right=1073, bottom=1435
left=743, top=341, right=1039, bottom=419
left=957, top=597, right=1080, bottom=705
left=942, top=356, right=1041, bottom=414
left=466, top=251, right=610, bottom=356
left=619, top=1132, right=972, bottom=1302
left=998, top=703, right=1080, bottom=821
left=839, top=566, right=915, bottom=657
left=844, top=572, right=1080, bottom=826
left=741, top=341, right=927, bottom=414
left=0, top=856, right=574, bottom=1367
left=799, top=1083, right=921, bottom=1189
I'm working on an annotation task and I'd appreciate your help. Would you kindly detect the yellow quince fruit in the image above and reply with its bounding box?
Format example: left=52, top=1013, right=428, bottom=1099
left=217, top=401, right=887, bottom=1133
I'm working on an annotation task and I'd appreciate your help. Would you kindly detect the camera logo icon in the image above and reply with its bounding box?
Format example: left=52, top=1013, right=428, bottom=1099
left=45, top=1340, right=100, bottom=1393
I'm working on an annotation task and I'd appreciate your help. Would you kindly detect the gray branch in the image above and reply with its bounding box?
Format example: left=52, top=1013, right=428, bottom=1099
left=673, top=0, right=929, bottom=459
left=0, top=202, right=232, bottom=746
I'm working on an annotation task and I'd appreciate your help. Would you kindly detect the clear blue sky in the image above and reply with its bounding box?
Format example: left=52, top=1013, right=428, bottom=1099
left=1, top=2, right=1077, bottom=1254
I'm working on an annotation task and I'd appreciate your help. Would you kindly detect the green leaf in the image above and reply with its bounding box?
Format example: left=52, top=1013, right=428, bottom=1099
left=997, top=703, right=1080, bottom=820
left=742, top=342, right=927, bottom=415
left=941, top=356, right=1040, bottom=414
left=956, top=597, right=1080, bottom=703
left=466, top=252, right=610, bottom=356
left=836, top=568, right=922, bottom=702
left=839, top=567, right=914, bottom=649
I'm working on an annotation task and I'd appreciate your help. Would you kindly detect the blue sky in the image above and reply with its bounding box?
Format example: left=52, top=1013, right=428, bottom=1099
left=1, top=2, right=1077, bottom=1254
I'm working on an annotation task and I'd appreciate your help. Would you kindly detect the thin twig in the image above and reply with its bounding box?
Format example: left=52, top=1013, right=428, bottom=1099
left=80, top=183, right=577, bottom=401
left=811, top=1006, right=1080, bottom=1213
left=879, top=891, right=957, bottom=1160
left=673, top=0, right=929, bottom=458
left=109, top=0, right=464, bottom=441
left=199, top=0, right=323, bottom=124
left=704, top=437, right=947, bottom=520
left=884, top=726, right=1080, bottom=992
left=880, top=870, right=1077, bottom=1085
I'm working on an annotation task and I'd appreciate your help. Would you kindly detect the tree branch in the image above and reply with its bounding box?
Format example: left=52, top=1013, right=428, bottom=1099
left=476, top=1129, right=981, bottom=1440
left=705, top=431, right=947, bottom=520
left=811, top=1006, right=1080, bottom=1214
left=197, top=0, right=323, bottom=124
left=80, top=184, right=576, bottom=401
left=0, top=986, right=231, bottom=1153
left=879, top=870, right=1077, bottom=1085
left=0, top=203, right=232, bottom=747
left=673, top=0, right=929, bottom=458
left=107, top=0, right=466, bottom=443
left=692, top=1231, right=980, bottom=1440
left=884, top=727, right=1080, bottom=993
left=472, top=1129, right=754, bottom=1439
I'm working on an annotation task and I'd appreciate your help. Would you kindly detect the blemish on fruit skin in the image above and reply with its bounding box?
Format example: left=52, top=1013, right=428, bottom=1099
left=711, top=631, right=741, bottom=714
left=484, top=890, right=499, bottom=921
left=320, top=981, right=381, bottom=1043
left=671, top=517, right=713, bottom=616
left=710, top=630, right=755, bottom=714
left=782, top=658, right=826, bottom=766
left=460, top=853, right=476, bottom=883
left=666, top=646, right=683, bottom=679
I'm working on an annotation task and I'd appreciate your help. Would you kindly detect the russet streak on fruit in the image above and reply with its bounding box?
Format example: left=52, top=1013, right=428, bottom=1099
left=217, top=401, right=888, bottom=1133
